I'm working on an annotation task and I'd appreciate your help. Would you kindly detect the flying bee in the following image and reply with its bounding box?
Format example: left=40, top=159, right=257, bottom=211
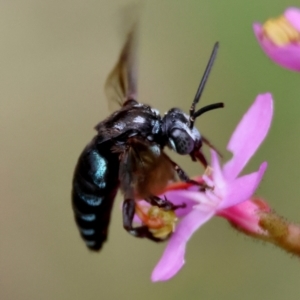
left=71, top=28, right=224, bottom=251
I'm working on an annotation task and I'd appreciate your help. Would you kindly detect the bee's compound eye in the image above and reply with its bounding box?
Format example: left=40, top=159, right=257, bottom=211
left=169, top=129, right=194, bottom=155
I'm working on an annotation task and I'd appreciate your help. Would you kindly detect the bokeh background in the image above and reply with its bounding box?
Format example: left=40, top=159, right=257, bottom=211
left=1, top=1, right=300, bottom=299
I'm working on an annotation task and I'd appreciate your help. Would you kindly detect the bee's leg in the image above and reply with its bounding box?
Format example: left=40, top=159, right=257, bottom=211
left=122, top=198, right=165, bottom=242
left=146, top=195, right=186, bottom=211
left=169, top=159, right=209, bottom=190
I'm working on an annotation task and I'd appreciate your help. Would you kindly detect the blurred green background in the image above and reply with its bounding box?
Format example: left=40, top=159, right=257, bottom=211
left=1, top=1, right=300, bottom=299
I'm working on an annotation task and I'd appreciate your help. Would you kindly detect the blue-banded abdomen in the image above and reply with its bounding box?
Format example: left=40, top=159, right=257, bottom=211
left=72, top=137, right=120, bottom=251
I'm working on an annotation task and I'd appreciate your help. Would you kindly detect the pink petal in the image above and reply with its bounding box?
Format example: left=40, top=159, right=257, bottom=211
left=218, top=162, right=267, bottom=210
left=133, top=214, right=142, bottom=223
left=164, top=190, right=197, bottom=218
left=284, top=7, right=300, bottom=32
left=132, top=200, right=149, bottom=224
left=151, top=208, right=215, bottom=282
left=210, top=149, right=224, bottom=185
left=223, top=94, right=273, bottom=181
left=253, top=23, right=300, bottom=72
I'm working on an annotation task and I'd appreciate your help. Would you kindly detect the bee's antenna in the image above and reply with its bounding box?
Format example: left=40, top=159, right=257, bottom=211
left=189, top=42, right=219, bottom=129
left=193, top=102, right=224, bottom=119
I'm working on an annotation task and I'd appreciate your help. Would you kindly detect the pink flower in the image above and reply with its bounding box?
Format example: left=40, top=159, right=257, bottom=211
left=253, top=7, right=300, bottom=72
left=151, top=93, right=273, bottom=282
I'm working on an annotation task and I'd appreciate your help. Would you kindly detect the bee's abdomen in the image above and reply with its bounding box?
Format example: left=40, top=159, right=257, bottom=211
left=72, top=139, right=120, bottom=251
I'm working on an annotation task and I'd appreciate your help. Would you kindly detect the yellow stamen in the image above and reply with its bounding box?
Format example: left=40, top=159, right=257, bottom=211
left=263, top=16, right=300, bottom=46
left=135, top=203, right=178, bottom=239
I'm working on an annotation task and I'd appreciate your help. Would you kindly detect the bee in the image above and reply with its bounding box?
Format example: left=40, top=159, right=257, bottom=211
left=71, top=28, right=223, bottom=251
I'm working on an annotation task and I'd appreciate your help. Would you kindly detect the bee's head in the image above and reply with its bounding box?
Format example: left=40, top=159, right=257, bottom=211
left=162, top=108, right=201, bottom=155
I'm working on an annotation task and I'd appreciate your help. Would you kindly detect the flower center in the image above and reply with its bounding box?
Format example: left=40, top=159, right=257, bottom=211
left=196, top=174, right=223, bottom=209
left=262, top=16, right=300, bottom=46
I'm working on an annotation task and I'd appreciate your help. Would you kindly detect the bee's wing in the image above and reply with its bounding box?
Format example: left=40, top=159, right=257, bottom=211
left=105, top=27, right=138, bottom=110
left=117, top=138, right=177, bottom=199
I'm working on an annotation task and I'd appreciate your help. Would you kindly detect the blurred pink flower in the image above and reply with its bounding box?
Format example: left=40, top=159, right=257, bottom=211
left=151, top=93, right=273, bottom=282
left=253, top=7, right=300, bottom=71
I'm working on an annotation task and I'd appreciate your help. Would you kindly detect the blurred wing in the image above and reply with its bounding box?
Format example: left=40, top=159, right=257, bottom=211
left=105, top=27, right=138, bottom=110
left=118, top=138, right=177, bottom=199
